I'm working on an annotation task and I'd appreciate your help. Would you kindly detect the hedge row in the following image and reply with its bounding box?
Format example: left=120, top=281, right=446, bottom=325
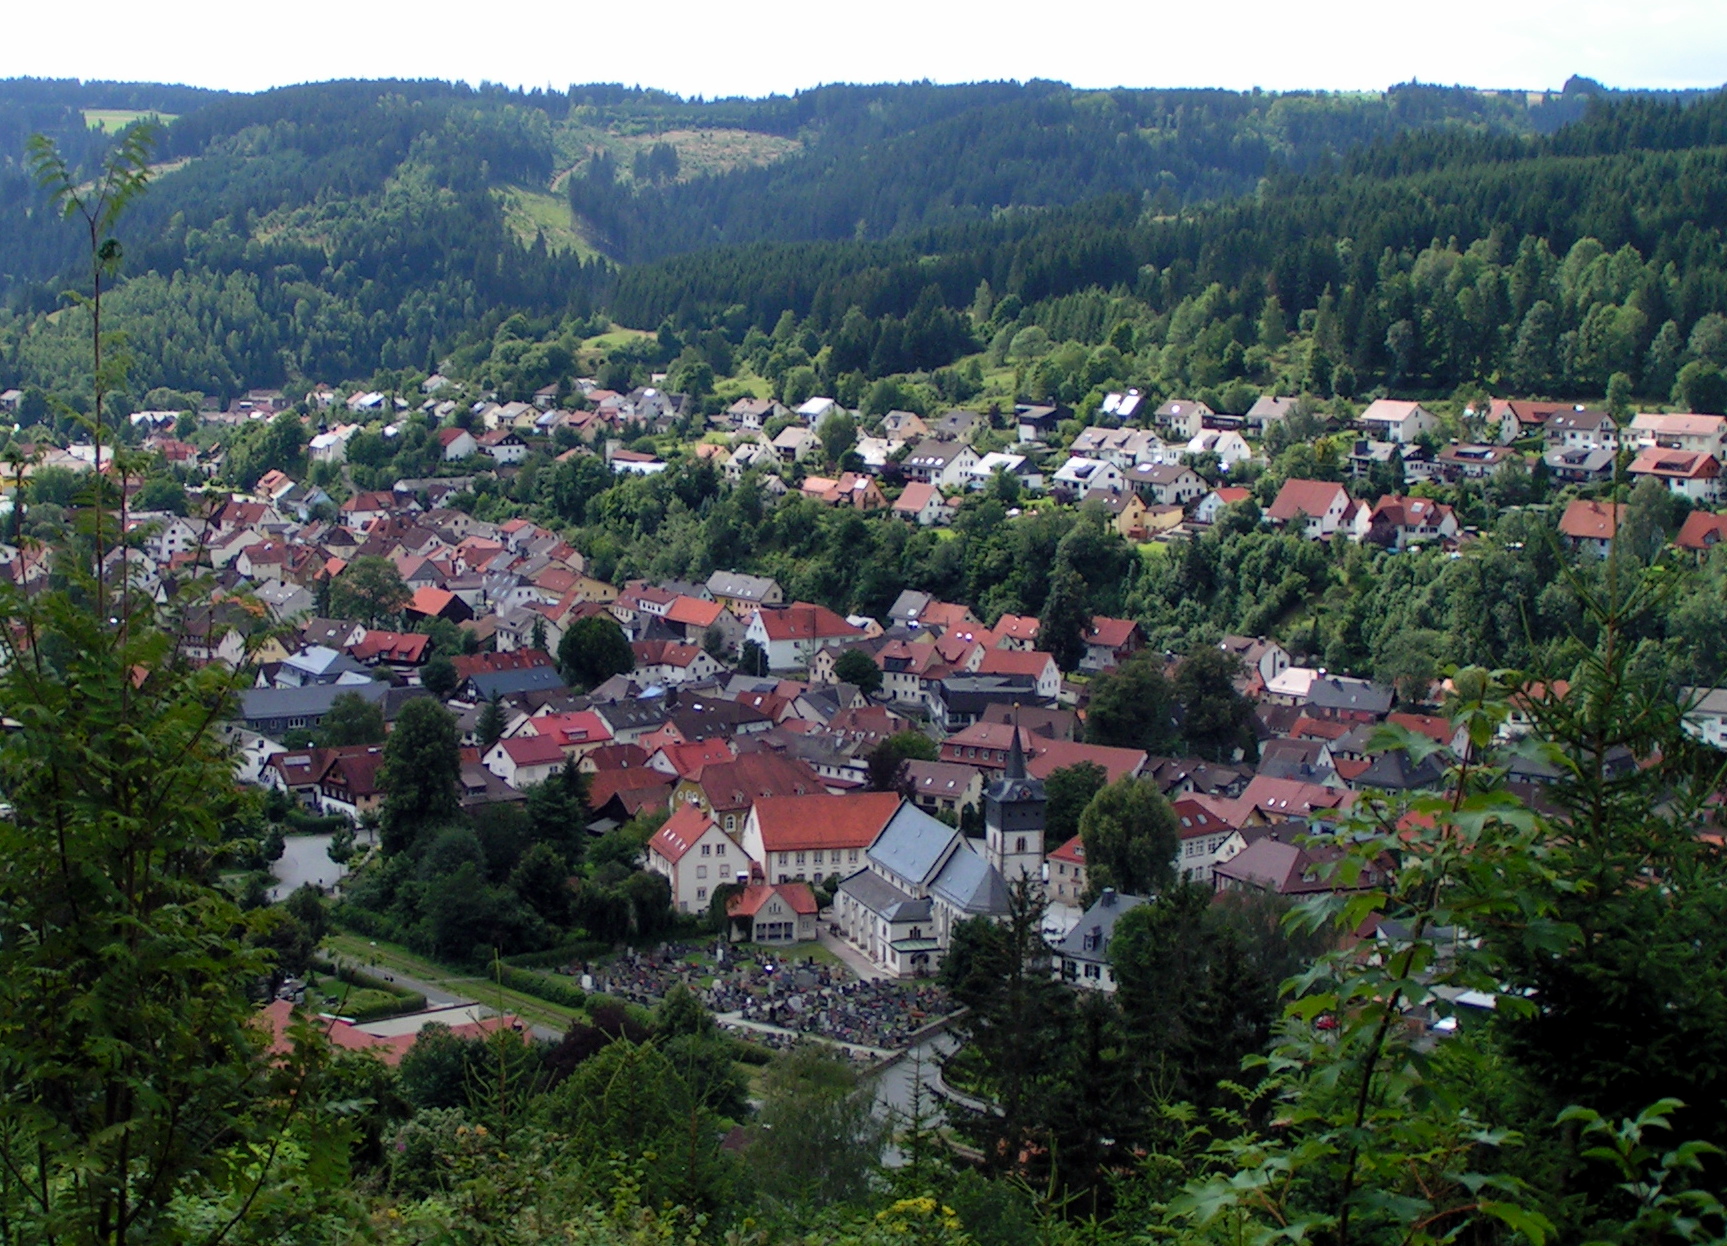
left=503, top=940, right=610, bottom=971
left=495, top=966, right=587, bottom=1009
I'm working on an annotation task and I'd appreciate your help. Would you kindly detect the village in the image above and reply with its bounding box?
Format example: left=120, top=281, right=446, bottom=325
left=4, top=374, right=1725, bottom=1001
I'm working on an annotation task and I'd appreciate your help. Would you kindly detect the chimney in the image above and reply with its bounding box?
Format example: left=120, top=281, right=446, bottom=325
left=1101, top=887, right=1116, bottom=906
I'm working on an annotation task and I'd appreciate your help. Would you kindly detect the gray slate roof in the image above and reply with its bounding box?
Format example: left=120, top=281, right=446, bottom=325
left=1052, top=891, right=1147, bottom=964
left=930, top=847, right=1011, bottom=916
left=837, top=869, right=931, bottom=922
left=867, top=803, right=962, bottom=888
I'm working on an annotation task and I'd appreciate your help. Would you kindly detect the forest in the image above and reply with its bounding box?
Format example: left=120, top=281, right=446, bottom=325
left=4, top=74, right=1727, bottom=410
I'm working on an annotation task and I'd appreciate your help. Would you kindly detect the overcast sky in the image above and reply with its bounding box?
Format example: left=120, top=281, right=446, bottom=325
left=5, top=0, right=1723, bottom=100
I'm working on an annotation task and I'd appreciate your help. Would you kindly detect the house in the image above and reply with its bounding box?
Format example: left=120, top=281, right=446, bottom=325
left=727, top=397, right=786, bottom=430
left=975, top=648, right=1062, bottom=696
left=1087, top=489, right=1152, bottom=540
left=347, top=629, right=431, bottom=670
left=1185, top=428, right=1255, bottom=470
left=1193, top=486, right=1253, bottom=525
left=796, top=396, right=839, bottom=425
left=1676, top=510, right=1727, bottom=554
left=1172, top=798, right=1237, bottom=882
left=1628, top=412, right=1727, bottom=459
left=707, top=570, right=783, bottom=616
left=904, top=760, right=984, bottom=820
left=1680, top=686, right=1727, bottom=750
left=1245, top=395, right=1298, bottom=434
left=1051, top=457, right=1126, bottom=500
left=1052, top=889, right=1145, bottom=991
left=892, top=482, right=949, bottom=526
left=1434, top=443, right=1516, bottom=481
left=477, top=429, right=529, bottom=464
left=1081, top=617, right=1142, bottom=672
left=1557, top=499, right=1623, bottom=557
left=902, top=440, right=980, bottom=489
left=1266, top=479, right=1351, bottom=539
left=1128, top=462, right=1207, bottom=507
left=881, top=410, right=931, bottom=440
left=1543, top=445, right=1617, bottom=485
left=1098, top=389, right=1146, bottom=424
left=609, top=448, right=667, bottom=475
left=931, top=409, right=986, bottom=442
left=1305, top=675, right=1394, bottom=722
left=646, top=803, right=741, bottom=914
left=968, top=452, right=1043, bottom=493
left=745, top=602, right=866, bottom=671
left=630, top=639, right=725, bottom=685
left=482, top=734, right=567, bottom=788
left=1493, top=399, right=1587, bottom=444
left=1047, top=835, right=1088, bottom=904
left=726, top=882, right=819, bottom=944
left=674, top=753, right=824, bottom=834
left=1358, top=495, right=1458, bottom=550
left=1627, top=448, right=1721, bottom=502
left=740, top=791, right=902, bottom=884
left=1219, top=636, right=1291, bottom=688
left=435, top=427, right=479, bottom=460
left=1016, top=403, right=1064, bottom=443
left=833, top=801, right=1011, bottom=978
left=405, top=586, right=473, bottom=624
left=771, top=425, right=820, bottom=463
left=1358, top=399, right=1438, bottom=444
left=263, top=743, right=388, bottom=820
left=1546, top=408, right=1620, bottom=451
left=1213, top=831, right=1384, bottom=897
left=1153, top=399, right=1211, bottom=440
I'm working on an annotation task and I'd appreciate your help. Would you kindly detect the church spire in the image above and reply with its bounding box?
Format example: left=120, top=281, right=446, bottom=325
left=1007, top=704, right=1026, bottom=780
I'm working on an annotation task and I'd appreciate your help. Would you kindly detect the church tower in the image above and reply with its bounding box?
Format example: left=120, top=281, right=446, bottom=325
left=983, top=717, right=1046, bottom=887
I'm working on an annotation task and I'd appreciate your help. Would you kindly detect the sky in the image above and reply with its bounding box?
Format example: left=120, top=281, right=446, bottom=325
left=4, top=0, right=1724, bottom=99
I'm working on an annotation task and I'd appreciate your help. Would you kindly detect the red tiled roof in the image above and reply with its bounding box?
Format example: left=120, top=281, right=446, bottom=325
left=727, top=881, right=818, bottom=917
left=1047, top=834, right=1086, bottom=865
left=749, top=791, right=902, bottom=852
left=1268, top=479, right=1348, bottom=524
left=1086, top=616, right=1138, bottom=649
left=1676, top=510, right=1727, bottom=552
left=664, top=595, right=724, bottom=627
left=754, top=603, right=861, bottom=642
left=649, top=803, right=718, bottom=864
left=1558, top=499, right=1623, bottom=541
left=976, top=648, right=1056, bottom=678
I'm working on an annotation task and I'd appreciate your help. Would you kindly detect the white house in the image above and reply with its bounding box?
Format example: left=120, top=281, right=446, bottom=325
left=1629, top=412, right=1727, bottom=460
left=1051, top=889, right=1144, bottom=992
left=1185, top=428, right=1254, bottom=470
left=1052, top=456, right=1126, bottom=498
left=1266, top=478, right=1352, bottom=538
left=436, top=427, right=479, bottom=460
left=482, top=734, right=566, bottom=788
left=1358, top=399, right=1439, bottom=444
left=902, top=440, right=980, bottom=489
left=744, top=602, right=866, bottom=671
left=647, top=803, right=743, bottom=913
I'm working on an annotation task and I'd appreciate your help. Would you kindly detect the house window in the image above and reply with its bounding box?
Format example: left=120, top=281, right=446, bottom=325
left=849, top=849, right=859, bottom=863
left=715, top=843, right=726, bottom=857
left=696, top=865, right=708, bottom=879
left=700, top=844, right=711, bottom=856
left=1084, top=963, right=1101, bottom=980
left=778, top=852, right=789, bottom=865
left=795, top=852, right=806, bottom=865
left=697, top=887, right=707, bottom=901
left=1015, top=836, right=1026, bottom=853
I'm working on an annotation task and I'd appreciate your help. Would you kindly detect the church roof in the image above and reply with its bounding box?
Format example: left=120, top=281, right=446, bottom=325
left=836, top=868, right=931, bottom=922
left=930, top=847, right=1012, bottom=915
left=866, top=803, right=963, bottom=888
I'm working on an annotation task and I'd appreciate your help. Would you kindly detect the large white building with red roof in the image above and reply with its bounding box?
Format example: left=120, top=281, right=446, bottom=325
left=740, top=790, right=903, bottom=885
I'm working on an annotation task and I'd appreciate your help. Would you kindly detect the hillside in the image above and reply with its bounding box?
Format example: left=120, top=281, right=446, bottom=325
left=0, top=75, right=1723, bottom=407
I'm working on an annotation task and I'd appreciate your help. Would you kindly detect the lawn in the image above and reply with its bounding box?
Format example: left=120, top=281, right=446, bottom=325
left=324, top=932, right=585, bottom=1034
left=84, top=109, right=177, bottom=133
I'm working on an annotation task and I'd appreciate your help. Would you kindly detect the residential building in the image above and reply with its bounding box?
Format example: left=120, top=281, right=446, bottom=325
left=1153, top=398, right=1211, bottom=440
left=745, top=602, right=866, bottom=671
left=647, top=803, right=741, bottom=913
left=1047, top=835, right=1088, bottom=904
left=1051, top=889, right=1144, bottom=991
left=1267, top=479, right=1351, bottom=539
left=902, top=439, right=981, bottom=489
left=1358, top=399, right=1438, bottom=444
left=1627, top=447, right=1721, bottom=502
left=1546, top=408, right=1620, bottom=451
left=1558, top=499, right=1623, bottom=557
left=1628, top=412, right=1727, bottom=459
left=707, top=570, right=783, bottom=616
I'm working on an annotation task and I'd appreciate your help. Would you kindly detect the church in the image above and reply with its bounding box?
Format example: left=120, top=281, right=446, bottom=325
left=833, top=726, right=1047, bottom=977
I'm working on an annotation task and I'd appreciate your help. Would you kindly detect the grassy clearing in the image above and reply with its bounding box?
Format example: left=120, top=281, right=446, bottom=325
left=552, top=122, right=799, bottom=190
left=324, top=932, right=584, bottom=1034
left=495, top=184, right=607, bottom=263
left=84, top=109, right=177, bottom=133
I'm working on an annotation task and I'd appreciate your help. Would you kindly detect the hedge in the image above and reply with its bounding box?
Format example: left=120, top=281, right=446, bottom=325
left=494, top=966, right=587, bottom=1009
left=503, top=940, right=609, bottom=970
